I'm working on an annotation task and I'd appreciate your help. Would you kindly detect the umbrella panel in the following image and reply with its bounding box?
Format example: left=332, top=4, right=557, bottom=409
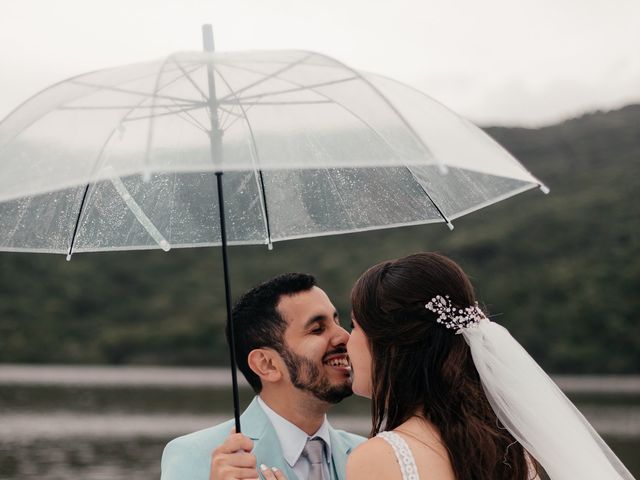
left=0, top=166, right=535, bottom=254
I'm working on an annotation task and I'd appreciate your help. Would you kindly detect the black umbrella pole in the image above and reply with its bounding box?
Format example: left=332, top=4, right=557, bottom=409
left=216, top=171, right=242, bottom=433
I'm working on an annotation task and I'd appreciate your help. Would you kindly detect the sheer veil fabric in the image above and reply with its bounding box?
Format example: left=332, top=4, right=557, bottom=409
left=461, top=319, right=635, bottom=479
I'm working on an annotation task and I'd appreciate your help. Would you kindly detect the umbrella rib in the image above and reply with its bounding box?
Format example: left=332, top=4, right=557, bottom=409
left=57, top=104, right=200, bottom=110
left=123, top=102, right=209, bottom=134
left=227, top=76, right=359, bottom=102
left=403, top=165, right=453, bottom=229
left=257, top=170, right=274, bottom=248
left=216, top=52, right=315, bottom=103
left=214, top=69, right=273, bottom=248
left=221, top=100, right=333, bottom=106
left=217, top=104, right=244, bottom=119
left=122, top=104, right=205, bottom=121
left=68, top=80, right=203, bottom=105
left=173, top=106, right=209, bottom=133
left=65, top=184, right=91, bottom=260
left=217, top=103, right=245, bottom=130
left=219, top=103, right=257, bottom=132
left=218, top=104, right=246, bottom=130
left=170, top=58, right=209, bottom=102
left=108, top=171, right=171, bottom=251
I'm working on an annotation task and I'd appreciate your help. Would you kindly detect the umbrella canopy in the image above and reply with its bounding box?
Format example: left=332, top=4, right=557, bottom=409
left=0, top=49, right=546, bottom=255
left=0, top=26, right=548, bottom=431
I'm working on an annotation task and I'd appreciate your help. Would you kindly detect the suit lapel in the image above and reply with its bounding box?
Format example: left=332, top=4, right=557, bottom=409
left=328, top=425, right=354, bottom=480
left=241, top=397, right=300, bottom=480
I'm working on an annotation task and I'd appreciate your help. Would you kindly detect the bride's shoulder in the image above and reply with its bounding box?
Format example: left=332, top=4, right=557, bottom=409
left=346, top=436, right=403, bottom=480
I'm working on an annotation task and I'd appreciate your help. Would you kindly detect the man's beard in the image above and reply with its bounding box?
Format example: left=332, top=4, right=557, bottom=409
left=279, top=346, right=353, bottom=404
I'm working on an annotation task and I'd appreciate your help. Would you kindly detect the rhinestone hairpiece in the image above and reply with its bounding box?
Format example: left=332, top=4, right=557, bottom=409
left=425, top=294, right=485, bottom=332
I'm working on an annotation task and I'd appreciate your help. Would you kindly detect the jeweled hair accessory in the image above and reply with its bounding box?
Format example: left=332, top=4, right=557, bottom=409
left=425, top=294, right=485, bottom=332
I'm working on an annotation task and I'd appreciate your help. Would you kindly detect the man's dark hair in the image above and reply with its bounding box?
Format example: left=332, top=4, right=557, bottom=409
left=226, top=272, right=316, bottom=393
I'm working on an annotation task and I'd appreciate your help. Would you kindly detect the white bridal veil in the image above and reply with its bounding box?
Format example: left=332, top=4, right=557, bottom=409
left=461, top=319, right=635, bottom=480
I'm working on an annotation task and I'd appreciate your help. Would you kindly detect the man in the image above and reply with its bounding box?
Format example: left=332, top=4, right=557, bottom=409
left=161, top=273, right=365, bottom=480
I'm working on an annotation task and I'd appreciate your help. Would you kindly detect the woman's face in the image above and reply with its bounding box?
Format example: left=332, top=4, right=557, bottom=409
left=346, top=316, right=373, bottom=398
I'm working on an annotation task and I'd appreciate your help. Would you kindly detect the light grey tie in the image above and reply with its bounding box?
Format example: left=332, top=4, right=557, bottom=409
left=302, top=437, right=327, bottom=480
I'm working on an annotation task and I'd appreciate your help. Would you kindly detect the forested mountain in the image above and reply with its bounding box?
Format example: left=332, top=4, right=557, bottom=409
left=1, top=105, right=638, bottom=373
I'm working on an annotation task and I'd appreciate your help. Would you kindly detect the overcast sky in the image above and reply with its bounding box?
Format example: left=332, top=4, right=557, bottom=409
left=1, top=0, right=638, bottom=127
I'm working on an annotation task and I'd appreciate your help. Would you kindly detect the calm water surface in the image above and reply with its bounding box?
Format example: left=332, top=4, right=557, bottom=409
left=1, top=366, right=638, bottom=479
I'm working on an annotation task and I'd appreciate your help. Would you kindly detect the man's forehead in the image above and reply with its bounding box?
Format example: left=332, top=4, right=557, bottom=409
left=277, top=286, right=335, bottom=324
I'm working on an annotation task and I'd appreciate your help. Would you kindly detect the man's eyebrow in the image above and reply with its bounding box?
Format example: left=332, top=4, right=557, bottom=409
left=303, top=311, right=338, bottom=329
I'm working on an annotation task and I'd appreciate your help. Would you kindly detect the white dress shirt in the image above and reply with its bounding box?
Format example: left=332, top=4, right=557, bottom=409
left=257, top=397, right=332, bottom=479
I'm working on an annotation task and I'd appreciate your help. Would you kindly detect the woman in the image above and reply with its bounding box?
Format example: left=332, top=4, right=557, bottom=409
left=261, top=253, right=634, bottom=480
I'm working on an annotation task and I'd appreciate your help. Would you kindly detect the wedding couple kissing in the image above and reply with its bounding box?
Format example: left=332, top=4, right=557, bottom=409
left=161, top=252, right=634, bottom=480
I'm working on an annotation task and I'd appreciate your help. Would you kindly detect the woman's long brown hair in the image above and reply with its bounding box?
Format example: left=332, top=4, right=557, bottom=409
left=351, top=252, right=538, bottom=480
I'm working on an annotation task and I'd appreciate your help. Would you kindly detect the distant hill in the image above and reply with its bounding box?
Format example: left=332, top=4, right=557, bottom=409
left=1, top=105, right=638, bottom=373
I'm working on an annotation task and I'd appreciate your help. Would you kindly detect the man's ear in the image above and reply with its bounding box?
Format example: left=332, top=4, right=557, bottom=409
left=247, top=348, right=283, bottom=385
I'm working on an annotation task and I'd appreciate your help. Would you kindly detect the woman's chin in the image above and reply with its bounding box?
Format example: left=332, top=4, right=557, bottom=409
left=352, top=382, right=372, bottom=399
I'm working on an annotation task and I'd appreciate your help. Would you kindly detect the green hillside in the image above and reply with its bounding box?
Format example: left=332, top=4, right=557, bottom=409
left=1, top=105, right=638, bottom=372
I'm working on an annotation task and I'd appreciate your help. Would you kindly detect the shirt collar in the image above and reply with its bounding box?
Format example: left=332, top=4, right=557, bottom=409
left=257, top=396, right=332, bottom=467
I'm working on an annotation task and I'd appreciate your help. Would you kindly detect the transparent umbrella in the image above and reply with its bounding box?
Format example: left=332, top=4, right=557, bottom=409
left=0, top=25, right=547, bottom=430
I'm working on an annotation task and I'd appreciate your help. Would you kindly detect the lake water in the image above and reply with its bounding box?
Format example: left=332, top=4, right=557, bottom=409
left=0, top=365, right=638, bottom=479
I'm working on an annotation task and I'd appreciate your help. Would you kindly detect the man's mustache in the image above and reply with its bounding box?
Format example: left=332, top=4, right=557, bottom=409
left=322, top=346, right=348, bottom=362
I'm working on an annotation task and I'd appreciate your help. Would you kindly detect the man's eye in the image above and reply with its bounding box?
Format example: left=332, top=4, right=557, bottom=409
left=311, top=325, right=325, bottom=334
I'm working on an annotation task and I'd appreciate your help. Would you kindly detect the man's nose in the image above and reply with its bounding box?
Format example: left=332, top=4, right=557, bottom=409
left=331, top=323, right=350, bottom=345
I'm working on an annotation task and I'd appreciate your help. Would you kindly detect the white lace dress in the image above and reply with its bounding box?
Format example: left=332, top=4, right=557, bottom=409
left=377, top=431, right=420, bottom=480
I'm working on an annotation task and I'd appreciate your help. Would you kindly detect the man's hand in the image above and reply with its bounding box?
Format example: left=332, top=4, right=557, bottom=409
left=210, top=430, right=259, bottom=480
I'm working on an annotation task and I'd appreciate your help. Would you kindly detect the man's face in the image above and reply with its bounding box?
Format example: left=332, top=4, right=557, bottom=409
left=276, top=286, right=352, bottom=404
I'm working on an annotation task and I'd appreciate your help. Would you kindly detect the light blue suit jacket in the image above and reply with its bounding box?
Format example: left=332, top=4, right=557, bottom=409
left=161, top=397, right=365, bottom=480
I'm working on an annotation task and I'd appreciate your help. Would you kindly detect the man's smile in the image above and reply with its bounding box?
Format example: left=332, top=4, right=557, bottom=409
left=323, top=353, right=351, bottom=372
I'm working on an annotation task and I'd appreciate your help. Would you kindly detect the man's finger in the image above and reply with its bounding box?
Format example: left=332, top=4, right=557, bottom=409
left=226, top=452, right=257, bottom=469
left=211, top=451, right=257, bottom=471
left=214, top=433, right=254, bottom=455
left=218, top=465, right=261, bottom=480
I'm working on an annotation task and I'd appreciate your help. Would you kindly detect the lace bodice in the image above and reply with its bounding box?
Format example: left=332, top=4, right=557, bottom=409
left=377, top=431, right=420, bottom=480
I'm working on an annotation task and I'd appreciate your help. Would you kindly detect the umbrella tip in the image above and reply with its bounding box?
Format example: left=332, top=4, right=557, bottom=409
left=267, top=242, right=274, bottom=251
left=437, top=164, right=449, bottom=175
left=159, top=240, right=171, bottom=252
left=202, top=24, right=215, bottom=52
left=446, top=221, right=454, bottom=231
left=142, top=170, right=151, bottom=183
left=539, top=184, right=550, bottom=194
left=66, top=254, right=72, bottom=262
